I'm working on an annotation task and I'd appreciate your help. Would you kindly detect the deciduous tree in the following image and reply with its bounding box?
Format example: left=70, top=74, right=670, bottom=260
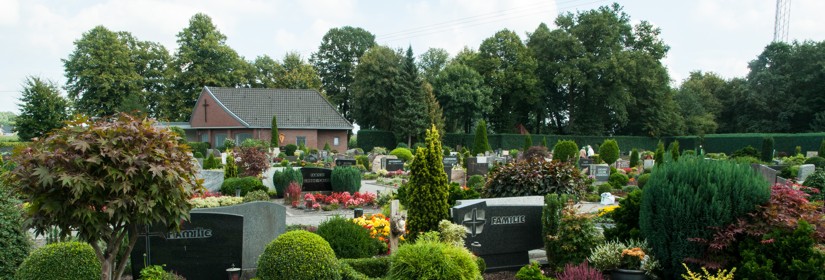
left=352, top=46, right=401, bottom=131
left=432, top=62, right=492, bottom=133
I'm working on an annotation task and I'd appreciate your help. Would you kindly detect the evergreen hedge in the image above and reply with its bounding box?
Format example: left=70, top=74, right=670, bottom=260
left=639, top=156, right=770, bottom=277
left=332, top=167, right=362, bottom=193
left=357, top=130, right=397, bottom=152
left=272, top=167, right=303, bottom=198
left=761, top=137, right=774, bottom=162
left=187, top=142, right=210, bottom=158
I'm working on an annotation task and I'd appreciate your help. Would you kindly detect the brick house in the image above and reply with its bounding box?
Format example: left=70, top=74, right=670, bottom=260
left=188, top=87, right=353, bottom=151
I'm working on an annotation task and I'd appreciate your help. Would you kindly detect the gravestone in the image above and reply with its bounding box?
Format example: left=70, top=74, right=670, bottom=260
left=335, top=159, right=357, bottom=167
left=305, top=154, right=319, bottom=163
left=371, top=155, right=397, bottom=172
left=301, top=168, right=333, bottom=192
left=384, top=159, right=404, bottom=172
left=467, top=157, right=489, bottom=177
left=799, top=164, right=816, bottom=182
left=615, top=159, right=630, bottom=169
left=643, top=159, right=655, bottom=170
left=591, top=164, right=610, bottom=182
left=452, top=197, right=544, bottom=271
left=284, top=156, right=298, bottom=162
left=451, top=168, right=466, bottom=186
left=443, top=156, right=459, bottom=182
left=807, top=151, right=819, bottom=158
left=577, top=158, right=593, bottom=169
left=600, top=192, right=615, bottom=205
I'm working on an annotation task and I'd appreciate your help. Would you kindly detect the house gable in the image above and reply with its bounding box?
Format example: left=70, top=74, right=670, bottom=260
left=189, top=89, right=246, bottom=128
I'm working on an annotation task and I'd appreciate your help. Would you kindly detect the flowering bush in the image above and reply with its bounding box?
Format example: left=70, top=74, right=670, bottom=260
left=597, top=205, right=619, bottom=217
left=353, top=213, right=392, bottom=252
left=189, top=196, right=244, bottom=208
left=308, top=192, right=378, bottom=210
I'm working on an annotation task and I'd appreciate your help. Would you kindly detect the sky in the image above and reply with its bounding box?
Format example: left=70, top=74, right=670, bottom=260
left=1, top=0, right=823, bottom=115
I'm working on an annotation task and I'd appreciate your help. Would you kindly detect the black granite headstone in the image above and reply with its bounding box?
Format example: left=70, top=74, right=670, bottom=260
left=384, top=159, right=404, bottom=172
left=467, top=157, right=489, bottom=177
left=306, top=154, right=319, bottom=163
left=577, top=158, right=593, bottom=169
left=301, top=168, right=333, bottom=191
left=443, top=156, right=459, bottom=181
left=335, top=159, right=357, bottom=167
left=593, top=164, right=610, bottom=181
left=131, top=213, right=243, bottom=280
left=452, top=199, right=543, bottom=271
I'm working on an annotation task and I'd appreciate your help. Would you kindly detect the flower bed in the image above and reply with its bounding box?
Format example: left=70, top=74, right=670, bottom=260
left=352, top=213, right=395, bottom=254
left=299, top=192, right=378, bottom=210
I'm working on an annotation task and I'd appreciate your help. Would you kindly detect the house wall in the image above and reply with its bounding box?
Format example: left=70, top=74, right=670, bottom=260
left=190, top=92, right=244, bottom=128
left=194, top=128, right=349, bottom=150
left=317, top=130, right=348, bottom=152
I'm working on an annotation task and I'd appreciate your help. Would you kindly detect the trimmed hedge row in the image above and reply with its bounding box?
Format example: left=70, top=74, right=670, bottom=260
left=357, top=130, right=397, bottom=152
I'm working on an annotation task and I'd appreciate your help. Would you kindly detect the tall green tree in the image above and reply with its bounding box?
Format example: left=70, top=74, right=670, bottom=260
left=0, top=112, right=15, bottom=128
left=15, top=77, right=70, bottom=141
left=394, top=47, right=429, bottom=146
left=674, top=71, right=725, bottom=136
left=600, top=139, right=619, bottom=165
left=475, top=29, right=539, bottom=133
left=406, top=125, right=450, bottom=238
left=527, top=23, right=574, bottom=134
left=418, top=48, right=450, bottom=85
left=166, top=13, right=251, bottom=121
left=63, top=26, right=142, bottom=117
left=271, top=115, right=279, bottom=148
left=279, top=52, right=323, bottom=91
left=472, top=120, right=491, bottom=155
left=352, top=46, right=402, bottom=131
left=432, top=62, right=492, bottom=133
left=422, top=82, right=446, bottom=137
left=310, top=26, right=376, bottom=124
left=119, top=32, right=173, bottom=118
left=250, top=55, right=284, bottom=88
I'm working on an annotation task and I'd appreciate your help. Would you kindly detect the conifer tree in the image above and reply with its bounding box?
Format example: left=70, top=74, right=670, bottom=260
left=271, top=115, right=279, bottom=148
left=654, top=141, right=665, bottom=165
left=629, top=148, right=640, bottom=168
left=224, top=150, right=238, bottom=179
left=542, top=137, right=548, bottom=147
left=669, top=140, right=680, bottom=162
left=761, top=137, right=774, bottom=162
left=523, top=135, right=533, bottom=152
left=472, top=120, right=491, bottom=155
left=406, top=125, right=450, bottom=239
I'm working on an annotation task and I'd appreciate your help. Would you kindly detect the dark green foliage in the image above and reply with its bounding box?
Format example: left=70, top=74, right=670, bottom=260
left=599, top=139, right=619, bottom=165
left=820, top=139, right=825, bottom=159
left=220, top=176, right=266, bottom=196
left=14, top=242, right=100, bottom=280
left=467, top=175, right=485, bottom=193
left=389, top=147, right=413, bottom=162
left=802, top=168, right=825, bottom=201
left=285, top=144, right=298, bottom=156
left=472, top=120, right=491, bottom=156
left=523, top=135, right=533, bottom=152
left=761, top=137, right=774, bottom=162
left=804, top=156, right=825, bottom=168
left=271, top=115, right=279, bottom=147
left=332, top=167, right=362, bottom=193
left=544, top=194, right=601, bottom=271
left=552, top=140, right=578, bottom=163
left=603, top=189, right=643, bottom=242
left=669, top=140, right=680, bottom=162
left=187, top=142, right=210, bottom=158
left=388, top=241, right=480, bottom=280
left=203, top=153, right=219, bottom=169
left=356, top=130, right=396, bottom=152
left=324, top=142, right=331, bottom=151
left=796, top=145, right=803, bottom=156
left=0, top=187, right=30, bottom=279
left=541, top=137, right=548, bottom=148
left=654, top=141, right=665, bottom=165
left=608, top=172, right=629, bottom=188
left=407, top=126, right=450, bottom=237
left=317, top=216, right=382, bottom=259
left=637, top=173, right=651, bottom=188
left=243, top=190, right=270, bottom=202
left=448, top=183, right=481, bottom=206
left=272, top=167, right=303, bottom=198
left=397, top=142, right=409, bottom=148
left=731, top=145, right=759, bottom=158
left=340, top=257, right=391, bottom=278
left=736, top=220, right=825, bottom=279
left=193, top=152, right=203, bottom=158
left=629, top=148, right=640, bottom=168
left=15, top=77, right=69, bottom=141
left=639, top=156, right=771, bottom=276
left=224, top=151, right=238, bottom=178
left=257, top=230, right=341, bottom=280
left=355, top=155, right=370, bottom=170
left=484, top=159, right=587, bottom=198
left=597, top=184, right=612, bottom=195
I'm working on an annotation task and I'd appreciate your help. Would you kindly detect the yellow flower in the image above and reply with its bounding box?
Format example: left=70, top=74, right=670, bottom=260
left=598, top=205, right=620, bottom=217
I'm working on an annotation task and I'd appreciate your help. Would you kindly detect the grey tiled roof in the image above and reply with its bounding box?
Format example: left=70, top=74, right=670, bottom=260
left=204, top=87, right=353, bottom=130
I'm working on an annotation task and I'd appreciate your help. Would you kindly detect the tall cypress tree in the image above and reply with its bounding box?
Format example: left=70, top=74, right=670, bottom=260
left=394, top=46, right=429, bottom=146
left=407, top=125, right=450, bottom=238
left=523, top=135, right=533, bottom=151
left=271, top=115, right=279, bottom=148
left=472, top=120, right=491, bottom=155
left=761, top=137, right=774, bottom=162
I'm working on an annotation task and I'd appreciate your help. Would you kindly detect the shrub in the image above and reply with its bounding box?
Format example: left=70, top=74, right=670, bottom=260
left=472, top=120, right=490, bottom=156
left=554, top=262, right=602, bottom=280
left=285, top=144, right=298, bottom=156
left=285, top=182, right=302, bottom=205
left=340, top=257, right=391, bottom=279
left=389, top=147, right=413, bottom=162
left=608, top=172, right=629, bottom=188
left=803, top=168, right=825, bottom=200
left=731, top=145, right=759, bottom=158
left=597, top=183, right=612, bottom=195
left=372, top=147, right=388, bottom=155
left=240, top=138, right=269, bottom=150
left=139, top=265, right=185, bottom=280
left=761, top=137, right=774, bottom=162
left=637, top=173, right=651, bottom=188
left=272, top=167, right=303, bottom=198
left=388, top=240, right=480, bottom=280
left=467, top=175, right=485, bottom=193
left=523, top=135, right=533, bottom=152
left=639, top=156, right=770, bottom=277
left=316, top=216, right=382, bottom=259
left=224, top=151, right=238, bottom=179
left=484, top=159, right=587, bottom=198
left=15, top=241, right=100, bottom=280
left=406, top=126, right=450, bottom=238
left=523, top=146, right=549, bottom=161
left=189, top=196, right=244, bottom=208
left=552, top=140, right=578, bottom=164
left=603, top=189, right=643, bottom=242
left=332, top=167, right=362, bottom=193
left=0, top=187, right=30, bottom=278
left=271, top=115, right=279, bottom=147
left=193, top=152, right=203, bottom=158
left=355, top=155, right=371, bottom=170
left=543, top=194, right=601, bottom=271
left=243, top=189, right=270, bottom=202
left=600, top=139, right=619, bottom=165
left=669, top=140, right=680, bottom=162
left=515, top=261, right=548, bottom=280
left=203, top=153, right=219, bottom=169
left=804, top=156, right=825, bottom=169
left=257, top=230, right=341, bottom=280
left=222, top=138, right=236, bottom=151
left=629, top=148, right=640, bottom=168
left=681, top=263, right=736, bottom=280
left=654, top=141, right=665, bottom=165
left=438, top=220, right=467, bottom=247
left=448, top=183, right=480, bottom=206
left=237, top=146, right=269, bottom=177
left=736, top=220, right=825, bottom=279
left=820, top=139, right=825, bottom=159
left=220, top=176, right=267, bottom=196
left=187, top=141, right=210, bottom=157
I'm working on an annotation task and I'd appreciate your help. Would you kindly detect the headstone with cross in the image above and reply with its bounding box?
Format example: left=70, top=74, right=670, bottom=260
left=451, top=196, right=544, bottom=272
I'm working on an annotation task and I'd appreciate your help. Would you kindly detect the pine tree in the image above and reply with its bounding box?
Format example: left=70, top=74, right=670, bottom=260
left=669, top=140, right=680, bottom=162
left=472, top=120, right=491, bottom=156
left=629, top=148, right=640, bottom=168
left=654, top=141, right=665, bottom=166
left=271, top=115, right=279, bottom=148
left=523, top=135, right=533, bottom=152
left=393, top=46, right=429, bottom=146
left=407, top=125, right=450, bottom=239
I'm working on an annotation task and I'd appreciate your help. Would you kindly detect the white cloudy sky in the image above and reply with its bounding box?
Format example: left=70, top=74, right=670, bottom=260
left=1, top=0, right=823, bottom=114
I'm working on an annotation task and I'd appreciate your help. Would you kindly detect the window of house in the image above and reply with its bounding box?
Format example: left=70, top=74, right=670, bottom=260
left=296, top=136, right=306, bottom=147
left=214, top=133, right=227, bottom=148
left=235, top=133, right=252, bottom=144
left=333, top=137, right=339, bottom=146
left=200, top=133, right=208, bottom=143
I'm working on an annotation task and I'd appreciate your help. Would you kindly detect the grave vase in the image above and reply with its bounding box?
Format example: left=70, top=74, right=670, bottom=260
left=611, top=269, right=646, bottom=280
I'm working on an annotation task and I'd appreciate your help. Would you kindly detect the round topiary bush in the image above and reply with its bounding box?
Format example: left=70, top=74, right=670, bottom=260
left=15, top=241, right=100, bottom=280
left=0, top=189, right=30, bottom=278
left=637, top=173, right=651, bottom=188
left=608, top=172, right=629, bottom=188
left=316, top=216, right=382, bottom=259
left=804, top=156, right=825, bottom=169
left=257, top=230, right=341, bottom=280
left=552, top=140, right=579, bottom=164
left=285, top=144, right=298, bottom=156
left=388, top=240, right=480, bottom=280
left=389, top=147, right=413, bottom=162
left=599, top=139, right=619, bottom=165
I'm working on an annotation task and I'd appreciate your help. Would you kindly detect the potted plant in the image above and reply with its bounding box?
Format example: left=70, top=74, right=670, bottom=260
left=589, top=239, right=660, bottom=280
